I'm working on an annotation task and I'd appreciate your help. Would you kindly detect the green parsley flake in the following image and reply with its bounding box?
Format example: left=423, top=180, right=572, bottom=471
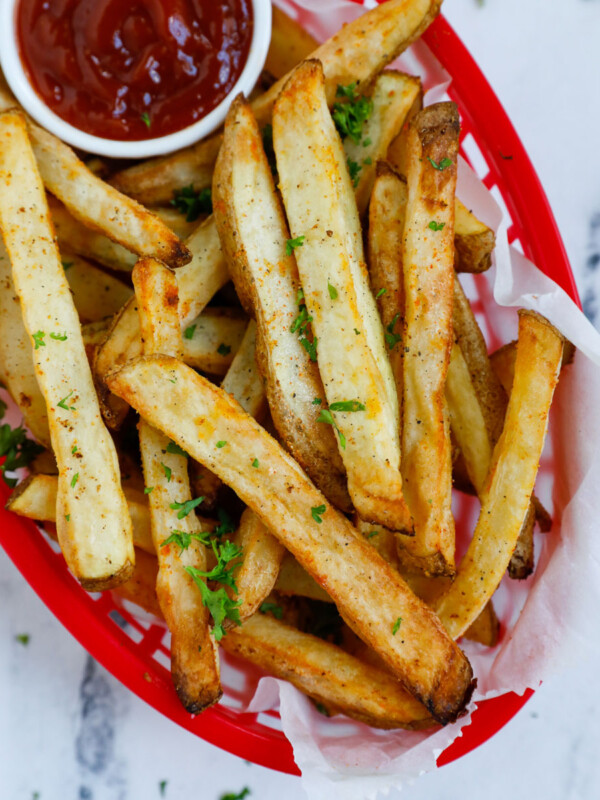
left=171, top=185, right=213, bottom=221
left=61, top=260, right=74, bottom=270
left=161, top=530, right=208, bottom=554
left=70, top=472, right=79, bottom=489
left=327, top=282, right=339, bottom=300
left=367, top=531, right=379, bottom=539
left=166, top=441, right=188, bottom=457
left=329, top=400, right=365, bottom=412
left=392, top=617, right=402, bottom=635
left=251, top=458, right=259, bottom=468
left=362, top=137, right=372, bottom=147
left=159, top=779, right=167, bottom=797
left=169, top=495, right=204, bottom=519
left=57, top=390, right=75, bottom=411
left=311, top=398, right=322, bottom=405
left=161, top=462, right=172, bottom=482
left=0, top=421, right=43, bottom=487
left=50, top=332, right=67, bottom=341
left=140, top=112, right=151, bottom=128
left=15, top=633, right=30, bottom=645
left=314, top=701, right=330, bottom=716
left=427, top=156, right=453, bottom=171
left=317, top=408, right=346, bottom=449
left=428, top=220, right=445, bottom=231
left=354, top=328, right=361, bottom=335
left=300, top=336, right=318, bottom=362
left=217, top=343, right=232, bottom=356
left=376, top=288, right=387, bottom=299
left=65, top=514, right=70, bottom=522
left=144, top=486, right=154, bottom=495
left=311, top=504, right=326, bottom=524
left=183, top=324, right=197, bottom=340
left=185, top=539, right=243, bottom=640
left=216, top=440, right=227, bottom=449
left=32, top=330, right=45, bottom=349
left=286, top=235, right=305, bottom=256
left=332, top=84, right=373, bottom=145
left=363, top=156, right=373, bottom=165
left=71, top=445, right=78, bottom=454
left=220, top=789, right=251, bottom=800
left=259, top=601, right=283, bottom=619
left=385, top=313, right=402, bottom=350
left=346, top=157, right=362, bottom=187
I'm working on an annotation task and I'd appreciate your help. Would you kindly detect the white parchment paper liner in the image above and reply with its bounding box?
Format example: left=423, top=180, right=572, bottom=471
left=234, top=2, right=600, bottom=796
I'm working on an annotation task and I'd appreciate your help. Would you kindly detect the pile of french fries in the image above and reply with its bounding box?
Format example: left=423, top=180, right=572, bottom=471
left=0, top=0, right=571, bottom=731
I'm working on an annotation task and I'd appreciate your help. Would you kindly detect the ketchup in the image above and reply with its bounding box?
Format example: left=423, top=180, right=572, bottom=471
left=17, top=0, right=254, bottom=141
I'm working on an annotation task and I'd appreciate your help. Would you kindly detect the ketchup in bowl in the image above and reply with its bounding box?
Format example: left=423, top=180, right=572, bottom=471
left=16, top=0, right=254, bottom=141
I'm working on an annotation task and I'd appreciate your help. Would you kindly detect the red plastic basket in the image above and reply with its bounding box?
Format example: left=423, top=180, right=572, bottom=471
left=0, top=7, right=580, bottom=778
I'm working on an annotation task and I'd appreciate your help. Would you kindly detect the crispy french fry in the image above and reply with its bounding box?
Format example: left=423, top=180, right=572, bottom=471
left=152, top=206, right=201, bottom=241
left=183, top=308, right=247, bottom=376
left=354, top=518, right=400, bottom=570
left=62, top=253, right=133, bottom=323
left=274, top=61, right=410, bottom=530
left=435, top=311, right=564, bottom=639
left=214, top=94, right=351, bottom=511
left=106, top=355, right=474, bottom=724
left=133, top=256, right=222, bottom=713
left=113, top=547, right=163, bottom=620
left=0, top=110, right=134, bottom=590
left=220, top=613, right=433, bottom=730
left=48, top=195, right=138, bottom=272
left=265, top=6, right=319, bottom=79
left=275, top=553, right=332, bottom=603
left=7, top=472, right=155, bottom=556
left=399, top=103, right=460, bottom=576
left=344, top=72, right=421, bottom=215
left=230, top=509, right=285, bottom=623
left=453, top=200, right=496, bottom=274
left=110, top=0, right=441, bottom=205
left=0, top=241, right=50, bottom=446
left=221, top=320, right=266, bottom=419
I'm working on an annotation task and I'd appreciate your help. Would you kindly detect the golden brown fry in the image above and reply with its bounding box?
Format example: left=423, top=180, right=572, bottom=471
left=133, top=256, right=221, bottom=713
left=231, top=509, right=285, bottom=624
left=112, top=547, right=163, bottom=620
left=399, top=103, right=459, bottom=576
left=62, top=253, right=133, bottom=323
left=275, top=554, right=332, bottom=603
left=265, top=6, right=319, bottom=79
left=345, top=72, right=421, bottom=215
left=274, top=61, right=410, bottom=530
left=220, top=613, right=433, bottom=730
left=0, top=110, right=134, bottom=590
left=48, top=195, right=138, bottom=272
left=354, top=518, right=400, bottom=571
left=107, top=356, right=474, bottom=724
left=453, top=200, right=496, bottom=274
left=221, top=320, right=266, bottom=419
left=214, top=94, right=351, bottom=511
left=152, top=206, right=201, bottom=240
left=0, top=241, right=50, bottom=446
left=110, top=0, right=441, bottom=205
left=183, top=308, right=247, bottom=376
left=435, top=311, right=564, bottom=639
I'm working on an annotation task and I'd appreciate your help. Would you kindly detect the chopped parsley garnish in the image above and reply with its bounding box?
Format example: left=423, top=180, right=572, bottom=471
left=15, top=633, right=30, bottom=645
left=216, top=440, right=227, bottom=449
left=427, top=156, right=453, bottom=171
left=144, top=486, right=154, bottom=494
left=32, top=330, right=45, bottom=349
left=311, top=504, right=326, bottom=524
left=367, top=530, right=379, bottom=539
left=61, top=260, right=74, bottom=270
left=291, top=304, right=312, bottom=336
left=285, top=235, right=305, bottom=256
left=311, top=398, right=322, bottom=405
left=327, top=282, right=338, bottom=300
left=332, top=83, right=373, bottom=145
left=183, top=324, right=196, bottom=340
left=291, top=289, right=317, bottom=362
left=329, top=400, right=365, bottom=412
left=70, top=472, right=79, bottom=489
left=161, top=462, right=172, bottom=482
left=185, top=539, right=243, bottom=640
left=251, top=458, right=259, bottom=468
left=0, top=421, right=43, bottom=486
left=317, top=409, right=346, bottom=449
left=363, top=137, right=372, bottom=148
left=364, top=156, right=373, bottom=165
left=171, top=185, right=213, bottom=221
left=214, top=507, right=236, bottom=538
left=346, top=157, right=362, bottom=187
left=220, top=789, right=251, bottom=800
left=65, top=514, right=70, bottom=522
left=169, top=495, right=204, bottom=519
left=385, top=313, right=402, bottom=350
left=217, top=343, right=231, bottom=356
left=165, top=441, right=188, bottom=458
left=354, top=328, right=361, bottom=335
left=428, top=220, right=445, bottom=231
left=71, top=445, right=78, bottom=454
left=57, top=390, right=76, bottom=411
left=160, top=530, right=209, bottom=555
left=140, top=112, right=151, bottom=128
left=50, top=332, right=67, bottom=341
left=301, top=337, right=318, bottom=362
left=392, top=617, right=402, bottom=635
left=314, top=701, right=330, bottom=716
left=159, top=779, right=167, bottom=796
left=376, top=288, right=387, bottom=299
left=259, top=601, right=283, bottom=619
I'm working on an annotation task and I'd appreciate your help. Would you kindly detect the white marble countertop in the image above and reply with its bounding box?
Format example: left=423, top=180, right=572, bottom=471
left=2, top=1, right=600, bottom=798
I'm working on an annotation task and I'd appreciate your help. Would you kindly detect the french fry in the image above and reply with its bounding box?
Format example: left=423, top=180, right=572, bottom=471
left=133, top=256, right=222, bottom=713
left=62, top=253, right=133, bottom=323
left=214, top=94, right=351, bottom=511
left=0, top=241, right=50, bottom=446
left=265, top=6, right=320, bottom=80
left=106, top=355, right=474, bottom=724
left=230, top=509, right=285, bottom=624
left=220, top=613, right=433, bottom=730
left=398, top=102, right=460, bottom=576
left=152, top=206, right=201, bottom=241
left=274, top=61, right=411, bottom=530
left=435, top=311, right=564, bottom=639
left=7, top=472, right=155, bottom=556
left=113, top=547, right=163, bottom=620
left=221, top=320, right=266, bottom=419
left=0, top=110, right=134, bottom=590
left=110, top=0, right=442, bottom=205
left=275, top=554, right=332, bottom=603
left=453, top=199, right=496, bottom=274
left=48, top=195, right=138, bottom=272
left=344, top=72, right=421, bottom=215
left=183, top=308, right=247, bottom=376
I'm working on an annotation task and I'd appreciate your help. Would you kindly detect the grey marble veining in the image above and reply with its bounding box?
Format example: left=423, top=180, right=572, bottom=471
left=2, top=1, right=600, bottom=798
